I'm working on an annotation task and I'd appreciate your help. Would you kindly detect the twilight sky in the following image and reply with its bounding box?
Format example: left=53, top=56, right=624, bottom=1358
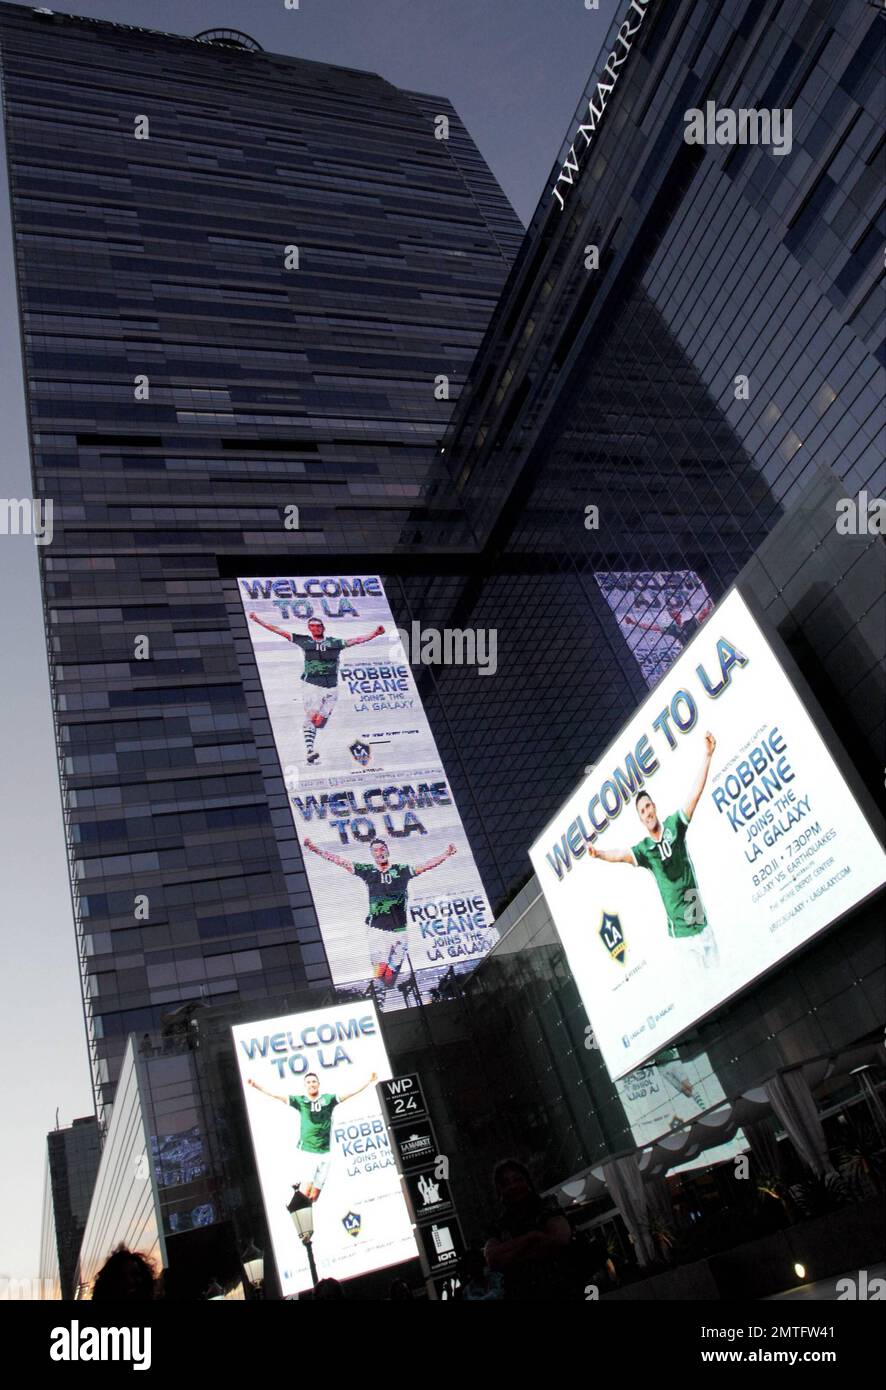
left=0, top=0, right=621, bottom=1283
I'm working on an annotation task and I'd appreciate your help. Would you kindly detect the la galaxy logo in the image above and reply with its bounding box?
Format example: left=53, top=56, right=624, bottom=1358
left=349, top=740, right=371, bottom=767
left=598, top=910, right=626, bottom=965
left=342, top=1211, right=362, bottom=1238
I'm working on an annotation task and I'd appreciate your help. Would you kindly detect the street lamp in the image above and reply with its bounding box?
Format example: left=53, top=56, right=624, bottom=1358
left=289, top=1202, right=319, bottom=1288
left=241, top=1239, right=264, bottom=1294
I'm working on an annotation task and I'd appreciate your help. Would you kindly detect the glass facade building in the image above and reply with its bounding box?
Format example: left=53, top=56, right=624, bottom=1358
left=39, top=1114, right=101, bottom=1300
left=0, top=3, right=522, bottom=1125
left=400, top=0, right=885, bottom=1281
left=74, top=1038, right=164, bottom=1296
left=431, top=0, right=884, bottom=887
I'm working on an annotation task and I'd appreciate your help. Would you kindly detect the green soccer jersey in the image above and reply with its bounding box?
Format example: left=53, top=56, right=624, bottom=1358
left=353, top=862, right=414, bottom=930
left=631, top=810, right=706, bottom=937
left=288, top=1093, right=338, bottom=1153
left=289, top=633, right=347, bottom=688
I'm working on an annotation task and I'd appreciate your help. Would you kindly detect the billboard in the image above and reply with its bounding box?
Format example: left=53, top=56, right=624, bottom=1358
left=531, top=588, right=886, bottom=1079
left=238, top=575, right=496, bottom=1009
left=233, top=1001, right=417, bottom=1295
left=595, top=569, right=714, bottom=687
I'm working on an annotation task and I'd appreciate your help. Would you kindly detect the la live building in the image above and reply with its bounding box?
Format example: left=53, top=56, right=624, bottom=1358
left=0, top=5, right=521, bottom=1120
left=1, top=0, right=883, bottom=1298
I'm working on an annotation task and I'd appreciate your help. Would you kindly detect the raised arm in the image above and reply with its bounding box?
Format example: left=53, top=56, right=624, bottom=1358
left=414, top=843, right=457, bottom=876
left=684, top=731, right=716, bottom=822
left=344, top=625, right=385, bottom=648
left=624, top=615, right=664, bottom=635
left=247, top=1077, right=289, bottom=1105
left=336, top=1071, right=378, bottom=1104
left=304, top=837, right=354, bottom=873
left=587, top=845, right=636, bottom=865
left=249, top=611, right=292, bottom=642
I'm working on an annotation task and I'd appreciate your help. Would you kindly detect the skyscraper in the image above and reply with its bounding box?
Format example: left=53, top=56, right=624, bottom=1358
left=0, top=4, right=522, bottom=1125
left=39, top=1115, right=101, bottom=1299
left=425, top=0, right=885, bottom=887
left=404, top=0, right=885, bottom=1244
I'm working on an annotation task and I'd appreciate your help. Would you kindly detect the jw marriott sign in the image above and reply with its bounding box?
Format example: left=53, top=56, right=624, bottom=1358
left=552, top=0, right=654, bottom=211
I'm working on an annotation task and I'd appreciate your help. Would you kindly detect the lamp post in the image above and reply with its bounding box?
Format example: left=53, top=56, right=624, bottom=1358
left=290, top=1203, right=319, bottom=1288
left=241, top=1239, right=264, bottom=1298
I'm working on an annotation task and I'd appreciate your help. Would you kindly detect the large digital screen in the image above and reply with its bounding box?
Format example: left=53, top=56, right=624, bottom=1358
left=531, top=589, right=886, bottom=1080
left=239, top=575, right=497, bottom=1009
left=233, top=1001, right=417, bottom=1295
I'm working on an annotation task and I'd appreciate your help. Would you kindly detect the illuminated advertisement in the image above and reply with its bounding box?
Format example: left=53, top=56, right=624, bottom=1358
left=233, top=1001, right=417, bottom=1295
left=239, top=575, right=497, bottom=1009
left=595, top=570, right=714, bottom=686
left=617, top=1047, right=747, bottom=1171
left=531, top=589, right=886, bottom=1080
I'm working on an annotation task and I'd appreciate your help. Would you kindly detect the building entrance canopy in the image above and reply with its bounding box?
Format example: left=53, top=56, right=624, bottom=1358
left=555, top=1041, right=884, bottom=1204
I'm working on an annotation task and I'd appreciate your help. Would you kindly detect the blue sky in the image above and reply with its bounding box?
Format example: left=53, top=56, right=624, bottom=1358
left=0, top=0, right=620, bottom=1282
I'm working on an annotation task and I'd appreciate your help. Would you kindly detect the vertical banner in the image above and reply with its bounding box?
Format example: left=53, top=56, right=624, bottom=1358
left=238, top=575, right=497, bottom=1008
left=377, top=1075, right=464, bottom=1295
left=233, top=1001, right=418, bottom=1296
